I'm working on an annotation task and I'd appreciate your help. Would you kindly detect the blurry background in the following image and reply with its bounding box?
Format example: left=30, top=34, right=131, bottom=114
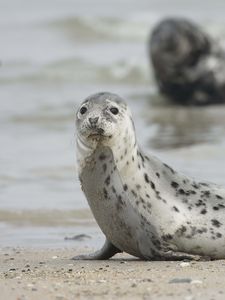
left=1, top=0, right=225, bottom=248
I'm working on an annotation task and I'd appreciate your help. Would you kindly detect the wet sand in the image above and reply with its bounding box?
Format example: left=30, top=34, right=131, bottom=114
left=1, top=248, right=225, bottom=300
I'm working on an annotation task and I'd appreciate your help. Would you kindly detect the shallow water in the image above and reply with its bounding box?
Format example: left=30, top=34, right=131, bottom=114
left=1, top=0, right=225, bottom=248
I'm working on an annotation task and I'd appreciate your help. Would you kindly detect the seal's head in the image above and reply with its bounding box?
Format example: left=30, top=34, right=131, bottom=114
left=76, top=92, right=136, bottom=170
left=150, top=18, right=211, bottom=79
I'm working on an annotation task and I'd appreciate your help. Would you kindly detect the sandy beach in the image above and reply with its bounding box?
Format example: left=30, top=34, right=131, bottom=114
left=1, top=247, right=225, bottom=300
left=1, top=1, right=225, bottom=300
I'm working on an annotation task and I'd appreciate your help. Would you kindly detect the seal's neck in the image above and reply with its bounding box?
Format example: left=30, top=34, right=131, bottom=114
left=109, top=126, right=137, bottom=173
left=76, top=134, right=96, bottom=173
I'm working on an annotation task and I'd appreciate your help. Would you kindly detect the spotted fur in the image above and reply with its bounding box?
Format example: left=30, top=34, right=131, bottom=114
left=75, top=92, right=225, bottom=260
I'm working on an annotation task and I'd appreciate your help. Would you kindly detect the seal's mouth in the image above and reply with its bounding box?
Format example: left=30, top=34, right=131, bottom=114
left=88, top=127, right=105, bottom=136
left=86, top=128, right=114, bottom=142
left=87, top=128, right=106, bottom=140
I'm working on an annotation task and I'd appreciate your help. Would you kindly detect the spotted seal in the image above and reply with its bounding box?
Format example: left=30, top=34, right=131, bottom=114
left=149, top=17, right=225, bottom=105
left=73, top=92, right=225, bottom=260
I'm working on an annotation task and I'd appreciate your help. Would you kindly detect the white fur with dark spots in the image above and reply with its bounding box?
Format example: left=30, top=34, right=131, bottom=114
left=75, top=92, right=225, bottom=260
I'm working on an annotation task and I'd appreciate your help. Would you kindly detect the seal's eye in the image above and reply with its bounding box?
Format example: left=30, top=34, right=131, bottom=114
left=110, top=107, right=119, bottom=115
left=80, top=106, right=87, bottom=115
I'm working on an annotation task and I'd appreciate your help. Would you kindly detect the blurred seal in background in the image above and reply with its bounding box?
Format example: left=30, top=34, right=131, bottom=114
left=149, top=17, right=225, bottom=105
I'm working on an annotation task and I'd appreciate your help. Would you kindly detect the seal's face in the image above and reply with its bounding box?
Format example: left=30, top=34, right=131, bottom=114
left=75, top=92, right=137, bottom=172
left=76, top=92, right=130, bottom=148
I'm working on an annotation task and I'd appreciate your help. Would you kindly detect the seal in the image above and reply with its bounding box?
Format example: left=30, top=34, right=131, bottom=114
left=74, top=92, right=225, bottom=260
left=149, top=17, right=225, bottom=105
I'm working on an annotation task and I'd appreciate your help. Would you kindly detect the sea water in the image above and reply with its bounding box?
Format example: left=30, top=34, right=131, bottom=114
left=0, top=0, right=225, bottom=248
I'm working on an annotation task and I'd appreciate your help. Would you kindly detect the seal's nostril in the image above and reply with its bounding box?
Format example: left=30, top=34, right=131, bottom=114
left=89, top=117, right=99, bottom=126
left=97, top=128, right=104, bottom=134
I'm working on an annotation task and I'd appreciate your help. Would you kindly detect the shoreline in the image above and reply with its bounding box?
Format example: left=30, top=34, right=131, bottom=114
left=1, top=248, right=225, bottom=300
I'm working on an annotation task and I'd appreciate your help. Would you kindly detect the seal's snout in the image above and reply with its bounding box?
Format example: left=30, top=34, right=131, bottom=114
left=89, top=117, right=99, bottom=128
left=86, top=116, right=105, bottom=137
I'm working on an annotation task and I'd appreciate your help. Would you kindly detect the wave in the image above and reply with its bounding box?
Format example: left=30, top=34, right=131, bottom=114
left=0, top=57, right=152, bottom=85
left=48, top=15, right=155, bottom=42
left=0, top=209, right=94, bottom=227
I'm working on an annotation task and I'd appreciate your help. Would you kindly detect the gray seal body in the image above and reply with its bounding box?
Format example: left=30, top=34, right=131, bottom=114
left=150, top=18, right=225, bottom=105
left=74, top=92, right=225, bottom=260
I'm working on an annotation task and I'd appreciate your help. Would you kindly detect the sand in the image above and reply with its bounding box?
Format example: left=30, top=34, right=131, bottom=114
left=1, top=247, right=225, bottom=300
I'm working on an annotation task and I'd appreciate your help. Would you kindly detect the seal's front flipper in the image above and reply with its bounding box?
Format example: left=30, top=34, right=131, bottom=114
left=72, top=239, right=122, bottom=260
